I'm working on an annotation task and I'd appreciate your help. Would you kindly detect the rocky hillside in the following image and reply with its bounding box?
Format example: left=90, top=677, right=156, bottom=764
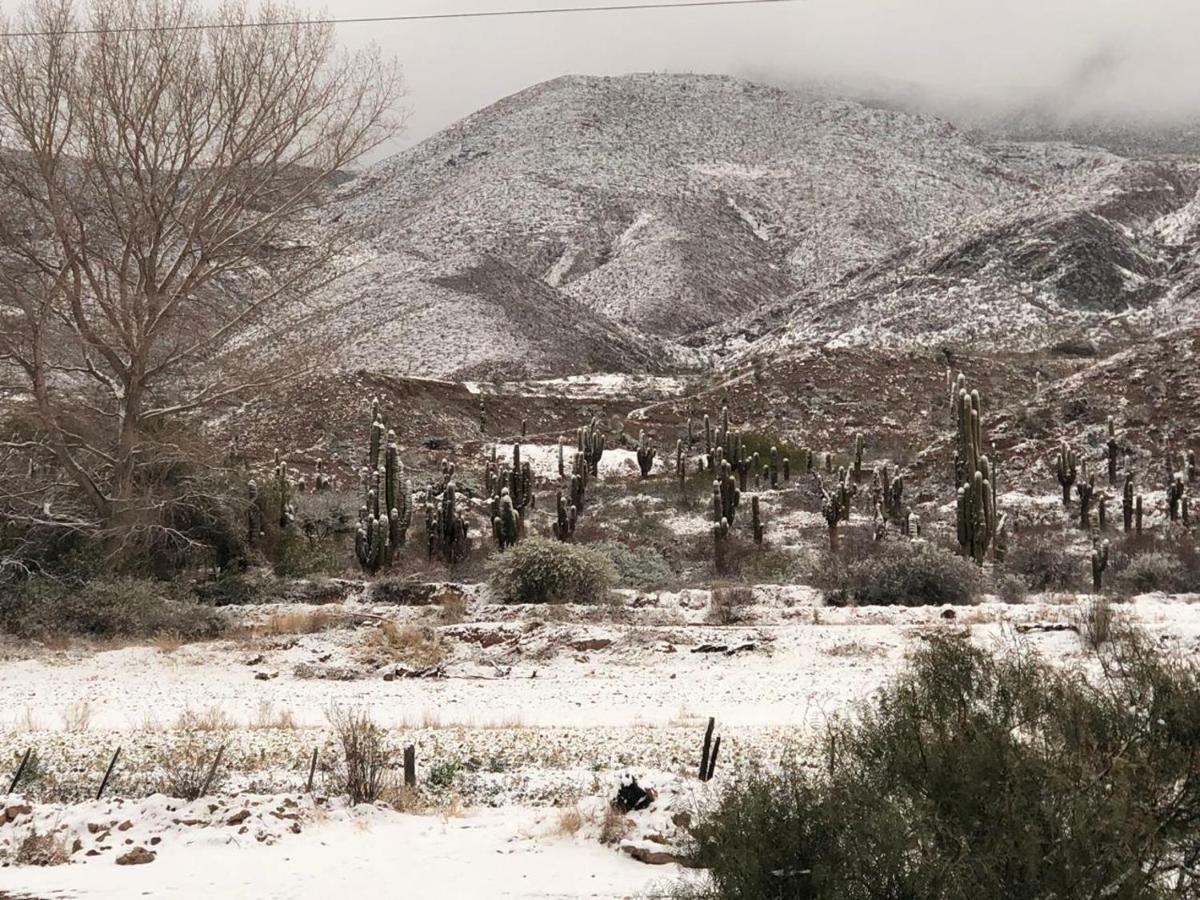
left=257, top=72, right=1200, bottom=381
left=290, top=73, right=1052, bottom=377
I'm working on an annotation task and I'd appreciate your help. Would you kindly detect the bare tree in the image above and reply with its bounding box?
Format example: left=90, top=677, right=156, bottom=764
left=0, top=0, right=402, bottom=562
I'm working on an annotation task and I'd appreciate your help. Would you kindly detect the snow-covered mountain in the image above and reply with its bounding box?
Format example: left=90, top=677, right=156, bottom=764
left=278, top=72, right=1200, bottom=378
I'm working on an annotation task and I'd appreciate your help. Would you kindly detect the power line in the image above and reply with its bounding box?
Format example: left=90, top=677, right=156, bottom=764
left=0, top=0, right=802, bottom=37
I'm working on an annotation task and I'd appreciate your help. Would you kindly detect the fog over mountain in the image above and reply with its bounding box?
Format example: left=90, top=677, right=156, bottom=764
left=274, top=0, right=1200, bottom=159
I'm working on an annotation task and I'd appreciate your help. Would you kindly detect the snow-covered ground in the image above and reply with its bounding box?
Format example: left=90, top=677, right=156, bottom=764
left=2, top=592, right=1198, bottom=897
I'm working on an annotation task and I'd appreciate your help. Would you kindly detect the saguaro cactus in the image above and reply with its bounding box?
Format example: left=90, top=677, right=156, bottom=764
left=553, top=491, right=577, bottom=542
left=427, top=481, right=470, bottom=565
left=636, top=430, right=657, bottom=478
left=1056, top=441, right=1078, bottom=506
left=676, top=439, right=687, bottom=497
left=817, top=475, right=845, bottom=551
left=384, top=433, right=412, bottom=561
left=852, top=433, right=865, bottom=483
left=578, top=418, right=605, bottom=476
left=273, top=450, right=293, bottom=529
left=491, top=489, right=520, bottom=550
left=1169, top=473, right=1186, bottom=522
left=1076, top=464, right=1095, bottom=530
left=953, top=378, right=1005, bottom=564
left=569, top=450, right=589, bottom=512
left=714, top=461, right=740, bottom=526
left=751, top=495, right=764, bottom=544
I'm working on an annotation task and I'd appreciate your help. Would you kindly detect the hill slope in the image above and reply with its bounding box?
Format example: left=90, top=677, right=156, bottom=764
left=296, top=73, right=1045, bottom=377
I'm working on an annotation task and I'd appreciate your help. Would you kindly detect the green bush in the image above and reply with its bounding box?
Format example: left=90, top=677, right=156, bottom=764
left=1006, top=533, right=1080, bottom=592
left=684, top=631, right=1200, bottom=900
left=0, top=577, right=226, bottom=639
left=486, top=538, right=616, bottom=604
left=824, top=541, right=980, bottom=606
left=593, top=541, right=674, bottom=590
left=1116, top=552, right=1190, bottom=594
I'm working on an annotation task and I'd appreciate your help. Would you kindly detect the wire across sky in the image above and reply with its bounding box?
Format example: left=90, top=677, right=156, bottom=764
left=0, top=0, right=802, bottom=37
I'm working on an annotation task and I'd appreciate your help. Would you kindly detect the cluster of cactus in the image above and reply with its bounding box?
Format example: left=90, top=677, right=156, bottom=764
left=763, top=446, right=789, bottom=489
left=711, top=459, right=741, bottom=567
left=491, top=489, right=520, bottom=550
left=553, top=491, right=578, bottom=542
left=426, top=480, right=470, bottom=565
left=486, top=443, right=535, bottom=515
left=578, top=418, right=605, bottom=476
left=353, top=401, right=413, bottom=574
left=636, top=430, right=656, bottom=478
left=952, top=376, right=1007, bottom=564
left=872, top=464, right=904, bottom=523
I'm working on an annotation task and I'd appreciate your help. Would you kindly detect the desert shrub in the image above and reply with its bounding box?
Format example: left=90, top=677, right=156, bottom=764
left=0, top=577, right=226, bottom=640
left=824, top=541, right=980, bottom=607
left=486, top=538, right=616, bottom=604
left=683, top=631, right=1200, bottom=900
left=158, top=739, right=226, bottom=801
left=994, top=572, right=1028, bottom=604
left=593, top=541, right=675, bottom=590
left=426, top=760, right=462, bottom=789
left=10, top=829, right=71, bottom=867
left=1116, top=552, right=1190, bottom=594
left=707, top=585, right=754, bottom=625
left=193, top=572, right=263, bottom=606
left=328, top=707, right=391, bottom=805
left=1006, top=534, right=1080, bottom=592
left=1074, top=596, right=1123, bottom=650
left=363, top=622, right=446, bottom=668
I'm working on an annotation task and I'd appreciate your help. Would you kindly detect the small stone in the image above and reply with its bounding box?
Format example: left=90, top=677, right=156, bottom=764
left=226, top=809, right=251, bottom=826
left=149, top=836, right=161, bottom=846
left=941, top=608, right=957, bottom=620
left=117, top=820, right=133, bottom=831
left=116, top=847, right=156, bottom=866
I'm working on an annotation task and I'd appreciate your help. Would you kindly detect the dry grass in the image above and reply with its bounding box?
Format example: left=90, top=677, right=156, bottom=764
left=380, top=783, right=428, bottom=814
left=174, top=705, right=234, bottom=732
left=12, top=829, right=72, bottom=866
left=599, top=805, right=632, bottom=845
left=440, top=594, right=468, bottom=625
left=363, top=621, right=447, bottom=669
left=251, top=701, right=297, bottom=730
left=60, top=700, right=91, bottom=732
left=554, top=805, right=586, bottom=836
left=706, top=585, right=754, bottom=625
left=822, top=639, right=886, bottom=658
left=257, top=608, right=345, bottom=636
left=153, top=631, right=186, bottom=653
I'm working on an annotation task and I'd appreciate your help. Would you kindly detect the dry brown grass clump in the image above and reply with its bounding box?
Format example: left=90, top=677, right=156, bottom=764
left=12, top=829, right=71, bottom=866
left=174, top=705, right=234, bottom=732
left=706, top=585, right=754, bottom=625
left=554, top=805, right=586, bottom=836
left=257, top=608, right=345, bottom=636
left=599, top=806, right=632, bottom=845
left=364, top=621, right=447, bottom=668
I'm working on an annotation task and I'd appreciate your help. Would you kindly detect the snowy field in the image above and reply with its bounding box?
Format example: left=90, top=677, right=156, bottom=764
left=2, top=592, right=1198, bottom=898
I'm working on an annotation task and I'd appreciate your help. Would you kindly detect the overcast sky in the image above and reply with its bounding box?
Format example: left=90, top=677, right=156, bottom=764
left=299, top=0, right=1200, bottom=159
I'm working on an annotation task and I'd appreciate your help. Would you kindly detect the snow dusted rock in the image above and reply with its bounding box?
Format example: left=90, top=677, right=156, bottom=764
left=115, top=846, right=155, bottom=865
